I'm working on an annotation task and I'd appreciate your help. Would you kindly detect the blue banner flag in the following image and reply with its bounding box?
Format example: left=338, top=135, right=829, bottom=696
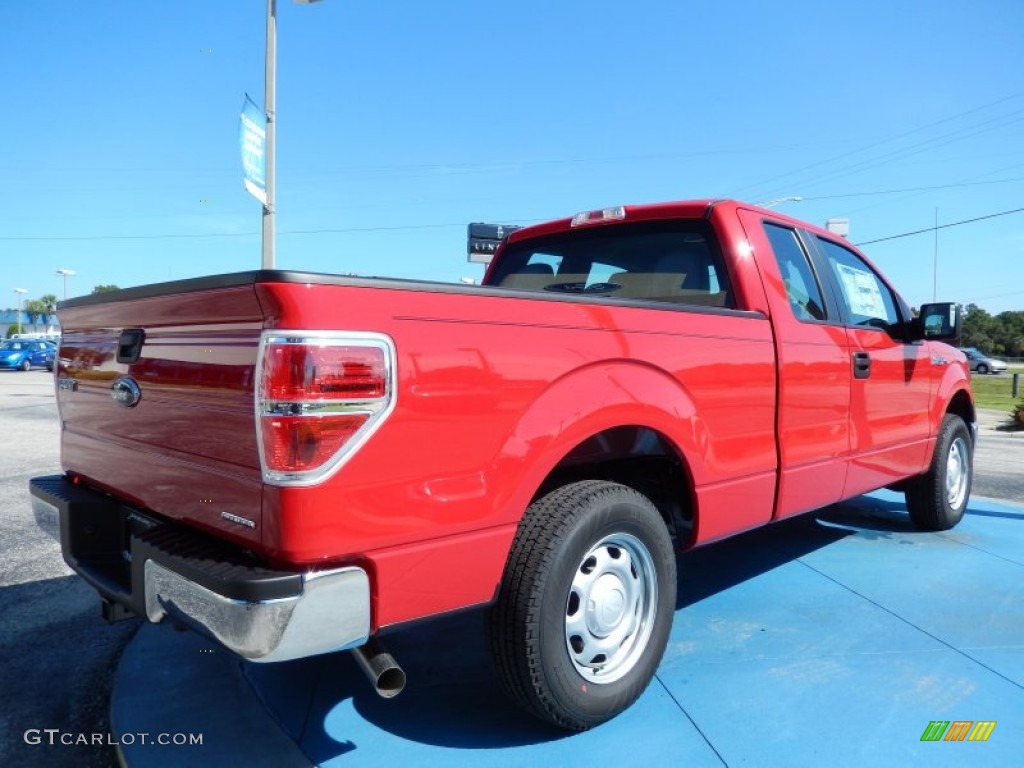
left=239, top=95, right=267, bottom=204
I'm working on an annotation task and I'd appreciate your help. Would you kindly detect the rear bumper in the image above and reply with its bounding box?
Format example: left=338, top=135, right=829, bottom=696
left=29, top=475, right=370, bottom=663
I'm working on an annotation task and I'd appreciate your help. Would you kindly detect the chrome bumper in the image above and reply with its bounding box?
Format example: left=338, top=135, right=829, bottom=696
left=30, top=475, right=370, bottom=663
left=32, top=493, right=60, bottom=541
left=143, top=561, right=370, bottom=663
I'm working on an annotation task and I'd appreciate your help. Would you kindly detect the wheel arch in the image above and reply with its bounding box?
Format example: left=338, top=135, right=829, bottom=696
left=931, top=357, right=975, bottom=440
left=946, top=388, right=976, bottom=430
left=491, top=361, right=703, bottom=545
left=533, top=425, right=696, bottom=545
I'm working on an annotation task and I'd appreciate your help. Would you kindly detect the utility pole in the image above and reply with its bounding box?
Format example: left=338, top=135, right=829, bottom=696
left=257, top=0, right=324, bottom=269
left=262, top=0, right=277, bottom=269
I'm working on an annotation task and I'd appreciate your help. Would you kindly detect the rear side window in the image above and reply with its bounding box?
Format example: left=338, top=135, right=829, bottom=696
left=490, top=219, right=734, bottom=308
left=763, top=224, right=826, bottom=321
left=815, top=237, right=899, bottom=331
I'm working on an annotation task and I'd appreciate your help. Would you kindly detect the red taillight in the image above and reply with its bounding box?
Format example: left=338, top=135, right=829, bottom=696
left=260, top=414, right=369, bottom=472
left=257, top=334, right=395, bottom=485
left=262, top=344, right=387, bottom=401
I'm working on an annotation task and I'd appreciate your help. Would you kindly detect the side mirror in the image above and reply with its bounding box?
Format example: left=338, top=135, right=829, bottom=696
left=914, top=302, right=962, bottom=342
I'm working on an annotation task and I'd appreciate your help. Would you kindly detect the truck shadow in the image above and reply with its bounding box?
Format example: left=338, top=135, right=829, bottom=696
left=249, top=493, right=954, bottom=760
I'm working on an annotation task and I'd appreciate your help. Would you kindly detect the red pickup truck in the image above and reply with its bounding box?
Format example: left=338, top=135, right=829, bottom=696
left=31, top=199, right=974, bottom=730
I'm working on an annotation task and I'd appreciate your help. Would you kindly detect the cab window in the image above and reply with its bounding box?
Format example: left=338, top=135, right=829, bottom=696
left=763, top=223, right=826, bottom=321
left=815, top=237, right=899, bottom=331
left=491, top=219, right=734, bottom=308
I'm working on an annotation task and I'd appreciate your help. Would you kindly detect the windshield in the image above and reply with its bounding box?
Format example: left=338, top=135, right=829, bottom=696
left=488, top=219, right=734, bottom=308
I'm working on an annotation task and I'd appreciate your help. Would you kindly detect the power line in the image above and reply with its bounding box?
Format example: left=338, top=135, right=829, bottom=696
left=3, top=201, right=1021, bottom=246
left=0, top=221, right=541, bottom=243
left=804, top=177, right=1024, bottom=201
left=855, top=207, right=1024, bottom=246
left=732, top=91, right=1024, bottom=200
left=781, top=110, right=1024, bottom=196
left=4, top=191, right=1019, bottom=244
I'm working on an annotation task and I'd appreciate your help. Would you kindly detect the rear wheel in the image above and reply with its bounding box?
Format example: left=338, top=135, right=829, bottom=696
left=976, top=363, right=989, bottom=375
left=487, top=480, right=676, bottom=731
left=19, top=358, right=31, bottom=372
left=905, top=414, right=972, bottom=531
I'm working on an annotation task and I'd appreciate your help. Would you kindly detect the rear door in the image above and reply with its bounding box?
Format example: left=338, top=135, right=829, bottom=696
left=739, top=209, right=851, bottom=519
left=808, top=235, right=933, bottom=496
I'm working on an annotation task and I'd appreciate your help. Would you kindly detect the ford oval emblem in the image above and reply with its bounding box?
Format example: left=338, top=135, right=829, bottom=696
left=110, top=376, right=142, bottom=408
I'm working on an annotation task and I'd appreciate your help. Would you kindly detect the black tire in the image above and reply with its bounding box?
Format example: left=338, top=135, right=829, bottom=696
left=976, top=363, right=989, bottom=375
left=19, top=358, right=31, bottom=372
left=487, top=480, right=676, bottom=731
left=905, top=414, right=973, bottom=531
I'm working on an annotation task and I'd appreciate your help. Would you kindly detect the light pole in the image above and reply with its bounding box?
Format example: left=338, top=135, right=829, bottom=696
left=758, top=196, right=804, bottom=209
left=56, top=268, right=76, bottom=301
left=263, top=0, right=324, bottom=270
left=14, top=288, right=27, bottom=335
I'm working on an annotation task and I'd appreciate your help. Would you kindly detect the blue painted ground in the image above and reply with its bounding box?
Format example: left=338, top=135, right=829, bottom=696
left=114, top=491, right=1024, bottom=767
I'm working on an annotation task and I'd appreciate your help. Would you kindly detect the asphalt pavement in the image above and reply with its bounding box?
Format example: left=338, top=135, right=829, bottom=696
left=0, top=370, right=140, bottom=768
left=973, top=407, right=1024, bottom=501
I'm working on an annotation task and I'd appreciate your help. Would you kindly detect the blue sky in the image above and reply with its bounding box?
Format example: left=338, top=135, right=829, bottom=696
left=3, top=0, right=1023, bottom=313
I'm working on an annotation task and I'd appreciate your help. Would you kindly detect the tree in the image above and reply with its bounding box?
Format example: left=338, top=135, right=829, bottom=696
left=959, top=305, right=1024, bottom=357
left=23, top=299, right=49, bottom=330
left=92, top=284, right=120, bottom=294
left=960, top=304, right=998, bottom=352
left=993, top=311, right=1024, bottom=358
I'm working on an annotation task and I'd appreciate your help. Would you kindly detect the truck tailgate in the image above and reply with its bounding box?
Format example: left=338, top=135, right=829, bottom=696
left=56, top=281, right=266, bottom=550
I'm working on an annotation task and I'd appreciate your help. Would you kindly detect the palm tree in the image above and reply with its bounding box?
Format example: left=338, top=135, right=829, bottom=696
left=40, top=294, right=59, bottom=334
left=24, top=299, right=48, bottom=332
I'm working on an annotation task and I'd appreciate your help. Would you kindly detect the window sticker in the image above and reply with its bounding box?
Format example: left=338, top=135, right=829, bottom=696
left=835, top=263, right=886, bottom=318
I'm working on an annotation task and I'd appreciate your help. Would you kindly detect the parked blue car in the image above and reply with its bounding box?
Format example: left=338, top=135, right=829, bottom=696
left=0, top=339, right=55, bottom=371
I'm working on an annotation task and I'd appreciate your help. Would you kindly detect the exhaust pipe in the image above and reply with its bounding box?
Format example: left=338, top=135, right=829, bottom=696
left=351, top=638, right=406, bottom=698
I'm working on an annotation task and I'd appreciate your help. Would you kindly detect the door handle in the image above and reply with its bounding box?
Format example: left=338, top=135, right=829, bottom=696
left=852, top=351, right=871, bottom=379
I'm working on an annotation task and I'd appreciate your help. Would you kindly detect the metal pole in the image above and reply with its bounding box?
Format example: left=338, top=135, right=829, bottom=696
left=14, top=290, right=26, bottom=335
left=932, top=208, right=938, bottom=302
left=262, top=0, right=277, bottom=270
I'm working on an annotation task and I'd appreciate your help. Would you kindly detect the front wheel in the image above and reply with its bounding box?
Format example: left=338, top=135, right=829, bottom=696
left=905, top=414, right=973, bottom=531
left=487, top=480, right=676, bottom=731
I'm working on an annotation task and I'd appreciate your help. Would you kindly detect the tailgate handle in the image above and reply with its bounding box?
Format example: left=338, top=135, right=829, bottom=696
left=117, top=329, right=145, bottom=364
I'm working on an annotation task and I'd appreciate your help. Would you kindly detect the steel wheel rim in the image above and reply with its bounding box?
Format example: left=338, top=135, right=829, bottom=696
left=564, top=532, right=658, bottom=684
left=946, top=436, right=969, bottom=509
